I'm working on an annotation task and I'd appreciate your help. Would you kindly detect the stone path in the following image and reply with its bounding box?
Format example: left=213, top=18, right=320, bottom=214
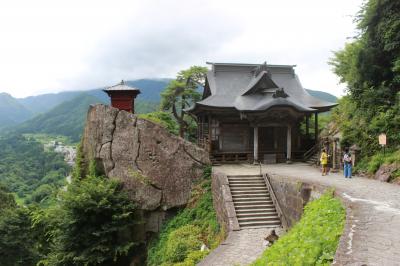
left=199, top=163, right=400, bottom=266
left=198, top=227, right=283, bottom=266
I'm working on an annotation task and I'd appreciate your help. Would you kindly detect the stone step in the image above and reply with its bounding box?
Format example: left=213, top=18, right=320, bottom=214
left=239, top=224, right=280, bottom=229
left=230, top=189, right=268, bottom=194
left=229, top=181, right=266, bottom=185
left=232, top=196, right=271, bottom=202
left=228, top=175, right=263, bottom=178
left=236, top=209, right=276, bottom=216
left=229, top=181, right=265, bottom=184
left=229, top=184, right=267, bottom=188
left=236, top=211, right=278, bottom=218
left=228, top=178, right=264, bottom=182
left=235, top=205, right=276, bottom=211
left=237, top=216, right=280, bottom=223
left=239, top=220, right=281, bottom=228
left=228, top=177, right=264, bottom=180
left=232, top=193, right=270, bottom=198
left=234, top=200, right=273, bottom=206
left=227, top=175, right=262, bottom=178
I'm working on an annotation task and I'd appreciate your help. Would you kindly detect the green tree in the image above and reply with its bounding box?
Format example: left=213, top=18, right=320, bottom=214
left=0, top=183, right=16, bottom=209
left=329, top=0, right=400, bottom=154
left=161, top=66, right=208, bottom=138
left=0, top=187, right=39, bottom=266
left=35, top=175, right=140, bottom=266
left=0, top=134, right=70, bottom=202
left=331, top=0, right=400, bottom=109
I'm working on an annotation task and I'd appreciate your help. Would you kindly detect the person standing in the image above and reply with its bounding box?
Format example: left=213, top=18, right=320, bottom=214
left=320, top=149, right=328, bottom=176
left=343, top=148, right=352, bottom=178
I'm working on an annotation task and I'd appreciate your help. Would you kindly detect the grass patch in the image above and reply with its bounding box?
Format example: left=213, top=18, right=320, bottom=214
left=147, top=166, right=224, bottom=266
left=355, top=150, right=400, bottom=174
left=250, top=192, right=345, bottom=266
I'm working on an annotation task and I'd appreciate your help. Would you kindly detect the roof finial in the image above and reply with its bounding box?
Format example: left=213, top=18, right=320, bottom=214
left=254, top=61, right=268, bottom=76
left=120, top=80, right=125, bottom=85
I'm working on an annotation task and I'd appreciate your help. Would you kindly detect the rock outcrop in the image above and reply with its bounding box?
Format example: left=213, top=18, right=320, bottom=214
left=82, top=104, right=210, bottom=211
left=374, top=163, right=399, bottom=183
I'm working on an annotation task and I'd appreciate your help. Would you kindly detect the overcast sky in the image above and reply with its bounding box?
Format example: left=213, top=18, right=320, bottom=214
left=0, top=0, right=363, bottom=98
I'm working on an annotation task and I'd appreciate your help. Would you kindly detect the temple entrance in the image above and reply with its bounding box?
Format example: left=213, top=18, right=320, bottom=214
left=259, top=127, right=287, bottom=163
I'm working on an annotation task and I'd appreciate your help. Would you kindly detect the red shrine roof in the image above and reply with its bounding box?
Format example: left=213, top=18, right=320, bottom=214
left=103, top=80, right=141, bottom=93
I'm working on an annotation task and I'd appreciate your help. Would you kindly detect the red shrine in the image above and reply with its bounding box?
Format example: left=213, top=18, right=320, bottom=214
left=103, top=80, right=141, bottom=113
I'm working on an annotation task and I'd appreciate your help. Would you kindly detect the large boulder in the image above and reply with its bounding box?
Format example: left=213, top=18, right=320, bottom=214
left=374, top=163, right=399, bottom=183
left=82, top=104, right=210, bottom=211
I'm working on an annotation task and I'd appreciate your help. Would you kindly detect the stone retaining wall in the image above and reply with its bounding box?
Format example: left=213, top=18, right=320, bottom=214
left=211, top=170, right=240, bottom=233
left=268, top=173, right=329, bottom=228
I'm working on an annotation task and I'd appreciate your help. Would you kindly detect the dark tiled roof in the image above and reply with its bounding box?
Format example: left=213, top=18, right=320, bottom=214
left=103, top=80, right=140, bottom=92
left=189, top=62, right=337, bottom=113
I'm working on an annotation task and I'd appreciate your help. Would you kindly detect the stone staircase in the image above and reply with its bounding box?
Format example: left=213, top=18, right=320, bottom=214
left=305, top=153, right=319, bottom=165
left=228, top=174, right=281, bottom=229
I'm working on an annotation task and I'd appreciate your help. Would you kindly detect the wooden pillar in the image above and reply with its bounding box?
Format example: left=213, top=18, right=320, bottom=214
left=332, top=138, right=338, bottom=171
left=197, top=116, right=201, bottom=146
left=314, top=112, right=318, bottom=142
left=286, top=125, right=292, bottom=161
left=208, top=115, right=212, bottom=152
left=253, top=126, right=259, bottom=163
left=306, top=115, right=310, bottom=137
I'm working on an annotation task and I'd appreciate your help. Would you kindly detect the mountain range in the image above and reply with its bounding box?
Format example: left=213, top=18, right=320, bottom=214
left=0, top=79, right=338, bottom=141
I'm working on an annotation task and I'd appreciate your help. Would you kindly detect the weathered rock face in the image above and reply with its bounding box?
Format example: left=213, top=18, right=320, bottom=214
left=374, top=163, right=399, bottom=183
left=82, top=104, right=210, bottom=211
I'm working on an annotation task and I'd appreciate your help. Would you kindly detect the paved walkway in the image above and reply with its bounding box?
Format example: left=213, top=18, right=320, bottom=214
left=198, top=227, right=283, bottom=266
left=199, top=163, right=400, bottom=266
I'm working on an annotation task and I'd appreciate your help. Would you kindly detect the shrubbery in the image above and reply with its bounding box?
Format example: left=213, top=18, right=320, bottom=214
left=33, top=175, right=140, bottom=266
left=251, top=192, right=345, bottom=266
left=147, top=166, right=223, bottom=266
left=0, top=184, right=39, bottom=266
left=138, top=111, right=179, bottom=135
left=355, top=150, right=400, bottom=181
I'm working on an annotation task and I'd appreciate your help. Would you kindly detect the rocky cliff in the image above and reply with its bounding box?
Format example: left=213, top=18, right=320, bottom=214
left=81, top=104, right=210, bottom=213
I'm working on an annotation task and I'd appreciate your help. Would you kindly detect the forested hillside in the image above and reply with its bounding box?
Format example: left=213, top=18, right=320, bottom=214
left=0, top=93, right=33, bottom=129
left=0, top=134, right=70, bottom=204
left=12, top=93, right=158, bottom=142
left=0, top=79, right=169, bottom=133
left=17, top=79, right=169, bottom=114
left=330, top=0, right=400, bottom=178
left=306, top=89, right=338, bottom=103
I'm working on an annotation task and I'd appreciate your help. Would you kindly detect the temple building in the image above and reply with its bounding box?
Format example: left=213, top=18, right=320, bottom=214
left=103, top=80, right=141, bottom=113
left=187, top=62, right=337, bottom=163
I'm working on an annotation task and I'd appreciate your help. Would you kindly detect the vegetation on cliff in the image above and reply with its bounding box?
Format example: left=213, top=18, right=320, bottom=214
left=138, top=111, right=179, bottom=135
left=147, top=166, right=224, bottom=266
left=330, top=0, right=400, bottom=166
left=251, top=192, right=345, bottom=266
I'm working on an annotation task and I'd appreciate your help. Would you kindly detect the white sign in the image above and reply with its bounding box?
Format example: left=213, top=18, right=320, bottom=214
left=379, top=133, right=387, bottom=146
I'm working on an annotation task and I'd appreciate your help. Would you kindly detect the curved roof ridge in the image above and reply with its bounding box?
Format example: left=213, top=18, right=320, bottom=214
left=241, top=71, right=279, bottom=96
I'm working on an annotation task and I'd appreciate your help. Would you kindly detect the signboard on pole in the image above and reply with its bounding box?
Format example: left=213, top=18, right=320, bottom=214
left=379, top=133, right=387, bottom=146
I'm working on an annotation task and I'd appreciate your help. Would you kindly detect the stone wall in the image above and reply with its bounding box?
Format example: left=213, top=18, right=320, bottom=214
left=268, top=173, right=328, bottom=228
left=211, top=170, right=240, bottom=233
